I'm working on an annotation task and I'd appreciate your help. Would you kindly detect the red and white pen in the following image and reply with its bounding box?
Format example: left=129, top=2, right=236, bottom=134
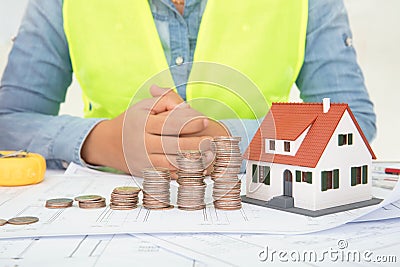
left=384, top=168, right=400, bottom=175
left=374, top=166, right=400, bottom=175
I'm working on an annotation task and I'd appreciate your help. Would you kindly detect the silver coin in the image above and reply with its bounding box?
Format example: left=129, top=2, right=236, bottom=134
left=211, top=136, right=243, bottom=210
left=142, top=168, right=172, bottom=209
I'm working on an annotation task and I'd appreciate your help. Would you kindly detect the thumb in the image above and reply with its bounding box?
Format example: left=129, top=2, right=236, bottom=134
left=150, top=84, right=174, bottom=97
left=149, top=84, right=187, bottom=114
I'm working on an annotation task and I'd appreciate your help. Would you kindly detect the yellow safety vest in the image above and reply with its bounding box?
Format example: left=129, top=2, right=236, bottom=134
left=63, top=0, right=308, bottom=120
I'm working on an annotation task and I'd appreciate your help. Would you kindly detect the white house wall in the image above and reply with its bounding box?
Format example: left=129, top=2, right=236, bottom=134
left=246, top=160, right=278, bottom=202
left=246, top=161, right=317, bottom=210
left=313, top=110, right=372, bottom=210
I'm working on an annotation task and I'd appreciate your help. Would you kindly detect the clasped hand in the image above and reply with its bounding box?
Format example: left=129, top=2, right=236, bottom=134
left=81, top=85, right=229, bottom=177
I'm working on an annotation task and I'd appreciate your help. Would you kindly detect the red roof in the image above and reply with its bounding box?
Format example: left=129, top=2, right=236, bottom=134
left=243, top=103, right=376, bottom=168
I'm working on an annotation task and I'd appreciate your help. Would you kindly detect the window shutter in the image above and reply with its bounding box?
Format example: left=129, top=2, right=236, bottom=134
left=307, top=172, right=312, bottom=184
left=296, top=171, right=301, bottom=182
left=362, top=165, right=368, bottom=184
left=348, top=133, right=353, bottom=145
left=338, top=135, right=344, bottom=146
left=264, top=166, right=271, bottom=185
left=321, top=171, right=327, bottom=191
left=333, top=169, right=339, bottom=189
left=252, top=164, right=258, bottom=183
left=351, top=167, right=357, bottom=186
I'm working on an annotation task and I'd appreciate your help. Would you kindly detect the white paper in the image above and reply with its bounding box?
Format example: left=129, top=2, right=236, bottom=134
left=1, top=163, right=399, bottom=239
left=0, top=234, right=211, bottom=267
left=2, top=217, right=399, bottom=267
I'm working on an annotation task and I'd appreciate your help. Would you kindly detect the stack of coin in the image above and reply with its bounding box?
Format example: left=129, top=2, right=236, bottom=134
left=176, top=150, right=206, bottom=211
left=75, top=195, right=106, bottom=209
left=211, top=136, right=243, bottom=210
left=142, top=168, right=173, bottom=210
left=110, top=186, right=141, bottom=210
left=45, top=198, right=73, bottom=209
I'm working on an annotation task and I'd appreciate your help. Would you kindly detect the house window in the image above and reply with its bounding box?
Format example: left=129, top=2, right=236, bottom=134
left=259, top=166, right=271, bottom=185
left=302, top=172, right=312, bottom=184
left=284, top=141, right=291, bottom=152
left=251, top=165, right=270, bottom=185
left=269, top=140, right=275, bottom=151
left=351, top=165, right=368, bottom=186
left=296, top=171, right=312, bottom=184
left=321, top=169, right=339, bottom=191
left=339, top=133, right=353, bottom=146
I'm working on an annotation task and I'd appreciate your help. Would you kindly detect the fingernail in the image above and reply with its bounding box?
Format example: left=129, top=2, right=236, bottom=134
left=203, top=118, right=209, bottom=128
left=203, top=150, right=215, bottom=169
left=199, top=137, right=212, bottom=151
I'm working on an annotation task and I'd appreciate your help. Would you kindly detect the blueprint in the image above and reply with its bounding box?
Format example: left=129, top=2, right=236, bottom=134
left=0, top=234, right=209, bottom=267
left=1, top=218, right=399, bottom=267
left=1, top=163, right=399, bottom=239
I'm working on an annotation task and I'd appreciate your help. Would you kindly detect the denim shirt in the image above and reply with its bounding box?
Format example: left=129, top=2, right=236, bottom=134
left=0, top=0, right=376, bottom=169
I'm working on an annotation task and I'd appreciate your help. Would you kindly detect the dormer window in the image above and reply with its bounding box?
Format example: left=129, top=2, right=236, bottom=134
left=338, top=133, right=353, bottom=146
left=284, top=141, right=291, bottom=152
left=269, top=140, right=275, bottom=151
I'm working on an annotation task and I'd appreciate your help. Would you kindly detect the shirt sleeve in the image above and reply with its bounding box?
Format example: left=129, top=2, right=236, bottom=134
left=297, top=0, right=377, bottom=142
left=0, top=0, right=103, bottom=169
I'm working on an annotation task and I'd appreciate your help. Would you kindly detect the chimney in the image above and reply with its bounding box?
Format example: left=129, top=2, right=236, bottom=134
left=323, top=98, right=330, bottom=113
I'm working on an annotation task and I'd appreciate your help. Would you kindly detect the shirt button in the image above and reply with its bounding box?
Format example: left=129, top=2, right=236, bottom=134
left=345, top=37, right=353, bottom=47
left=175, top=56, right=184, bottom=66
left=61, top=161, right=69, bottom=169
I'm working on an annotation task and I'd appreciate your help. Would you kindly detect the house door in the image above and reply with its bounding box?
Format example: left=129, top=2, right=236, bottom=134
left=283, top=170, right=293, bottom=197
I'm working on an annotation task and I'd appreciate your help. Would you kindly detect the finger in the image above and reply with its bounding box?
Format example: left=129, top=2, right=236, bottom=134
left=170, top=170, right=178, bottom=180
left=149, top=85, right=185, bottom=113
left=145, top=134, right=213, bottom=154
left=132, top=97, right=159, bottom=112
left=149, top=154, right=179, bottom=172
left=146, top=112, right=208, bottom=135
left=157, top=106, right=205, bottom=117
left=203, top=150, right=216, bottom=170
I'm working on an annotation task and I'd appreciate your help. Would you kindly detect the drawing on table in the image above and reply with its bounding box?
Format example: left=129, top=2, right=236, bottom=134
left=0, top=234, right=207, bottom=267
left=242, top=100, right=381, bottom=216
left=0, top=166, right=397, bottom=239
left=1, top=217, right=400, bottom=267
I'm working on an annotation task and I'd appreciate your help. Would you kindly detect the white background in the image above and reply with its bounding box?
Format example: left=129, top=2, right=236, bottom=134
left=0, top=0, right=399, bottom=161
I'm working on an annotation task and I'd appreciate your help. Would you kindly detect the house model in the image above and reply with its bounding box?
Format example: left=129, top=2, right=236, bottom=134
left=242, top=99, right=381, bottom=217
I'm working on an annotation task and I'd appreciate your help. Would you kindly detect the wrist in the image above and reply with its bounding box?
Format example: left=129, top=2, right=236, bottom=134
left=81, top=119, right=126, bottom=172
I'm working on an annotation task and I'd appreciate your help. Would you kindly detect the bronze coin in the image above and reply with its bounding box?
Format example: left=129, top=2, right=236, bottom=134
left=74, top=195, right=103, bottom=202
left=113, top=186, right=141, bottom=194
left=45, top=198, right=73, bottom=208
left=7, top=216, right=39, bottom=225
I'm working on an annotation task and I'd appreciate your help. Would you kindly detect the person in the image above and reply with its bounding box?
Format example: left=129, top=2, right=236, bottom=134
left=0, top=0, right=376, bottom=177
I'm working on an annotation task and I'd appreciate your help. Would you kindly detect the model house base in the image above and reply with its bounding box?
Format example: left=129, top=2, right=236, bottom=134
left=241, top=195, right=382, bottom=217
